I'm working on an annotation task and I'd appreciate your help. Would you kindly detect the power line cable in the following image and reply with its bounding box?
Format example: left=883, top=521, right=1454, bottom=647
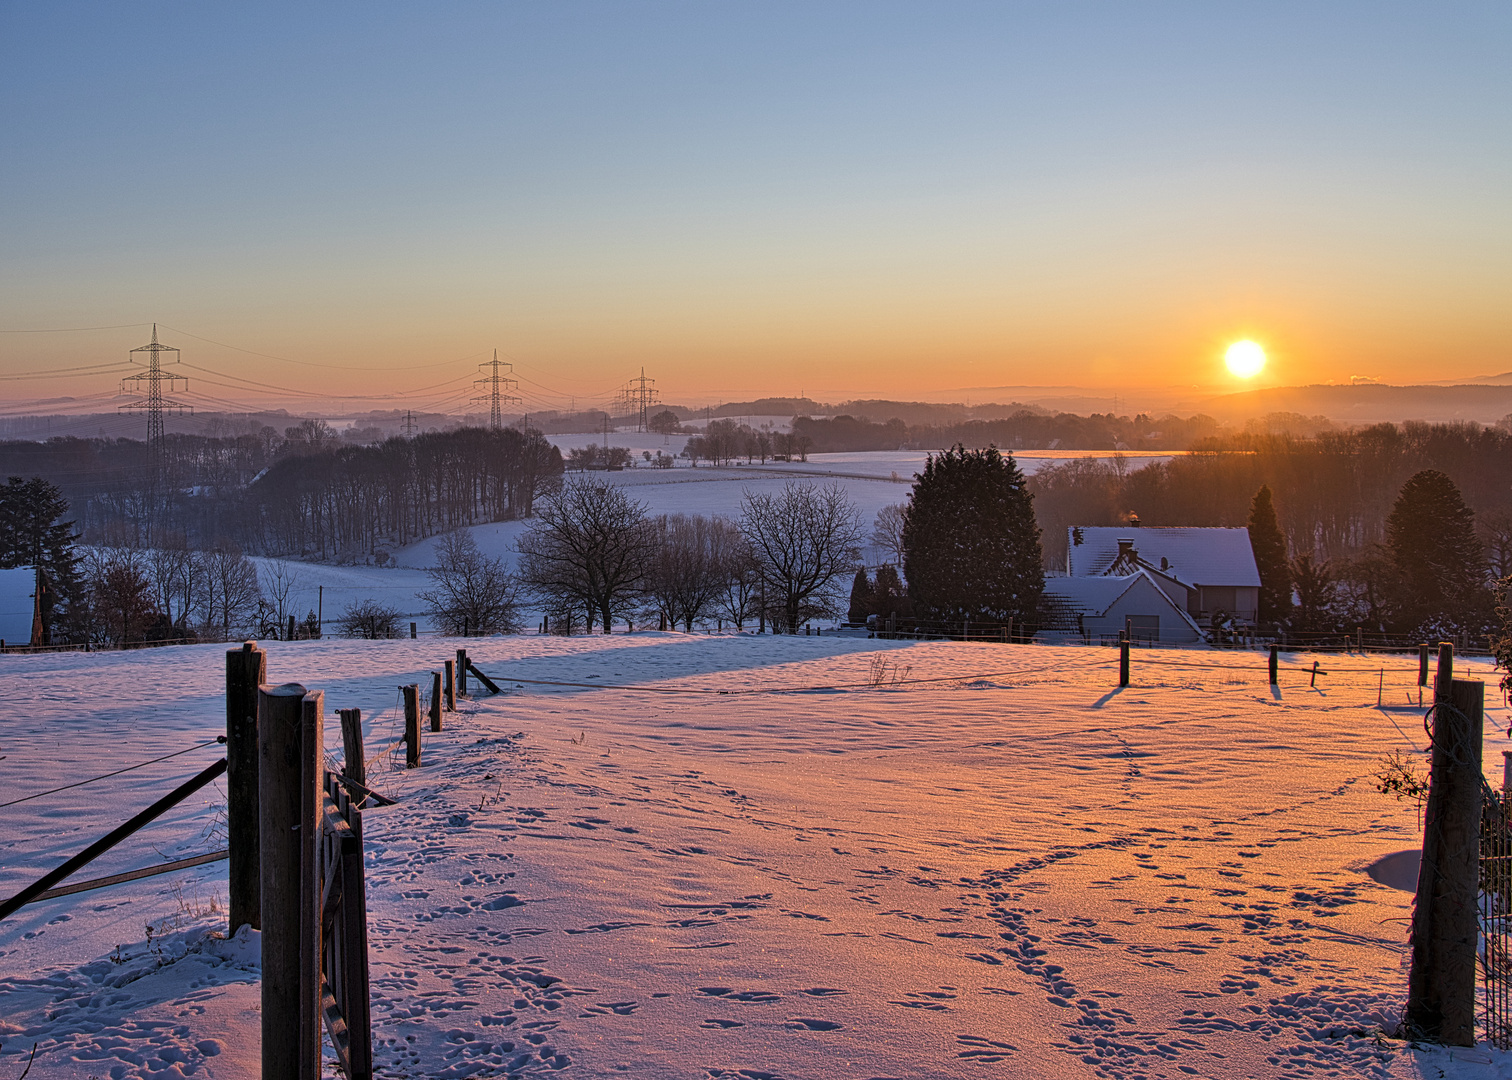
left=0, top=323, right=151, bottom=334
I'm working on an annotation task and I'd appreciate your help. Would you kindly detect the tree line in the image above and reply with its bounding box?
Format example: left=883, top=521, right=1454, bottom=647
left=0, top=424, right=563, bottom=559
left=1029, top=421, right=1512, bottom=640
left=791, top=411, right=1227, bottom=454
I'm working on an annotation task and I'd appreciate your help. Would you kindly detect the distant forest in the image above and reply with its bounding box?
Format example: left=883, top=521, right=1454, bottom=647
left=1028, top=422, right=1512, bottom=572
left=791, top=411, right=1227, bottom=453
left=6, top=412, right=1512, bottom=587
left=0, top=421, right=563, bottom=560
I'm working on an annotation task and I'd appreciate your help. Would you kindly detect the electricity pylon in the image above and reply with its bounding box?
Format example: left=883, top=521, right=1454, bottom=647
left=120, top=323, right=191, bottom=482
left=625, top=367, right=658, bottom=432
left=473, top=350, right=521, bottom=430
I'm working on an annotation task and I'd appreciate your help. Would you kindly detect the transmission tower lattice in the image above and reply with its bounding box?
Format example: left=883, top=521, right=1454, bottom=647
left=473, top=350, right=521, bottom=430
left=625, top=367, right=658, bottom=432
left=119, top=323, right=191, bottom=476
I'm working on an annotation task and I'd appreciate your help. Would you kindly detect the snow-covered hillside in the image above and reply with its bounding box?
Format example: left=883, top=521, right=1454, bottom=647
left=2, top=633, right=1507, bottom=1077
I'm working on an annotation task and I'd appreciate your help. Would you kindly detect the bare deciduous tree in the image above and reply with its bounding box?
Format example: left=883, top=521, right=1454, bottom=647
left=871, top=503, right=906, bottom=565
left=739, top=481, right=863, bottom=632
left=419, top=529, right=522, bottom=635
left=715, top=526, right=761, bottom=630
left=517, top=477, right=654, bottom=633
left=337, top=598, right=401, bottom=639
left=644, top=514, right=742, bottom=631
left=197, top=541, right=263, bottom=641
left=148, top=532, right=201, bottom=633
left=259, top=559, right=302, bottom=634
left=86, top=547, right=161, bottom=645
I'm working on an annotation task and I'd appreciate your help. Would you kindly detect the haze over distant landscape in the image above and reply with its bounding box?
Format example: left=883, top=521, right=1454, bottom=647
left=2, top=3, right=1509, bottom=417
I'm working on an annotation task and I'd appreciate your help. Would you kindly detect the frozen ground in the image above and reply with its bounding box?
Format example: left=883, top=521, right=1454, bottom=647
left=2, top=633, right=1510, bottom=1078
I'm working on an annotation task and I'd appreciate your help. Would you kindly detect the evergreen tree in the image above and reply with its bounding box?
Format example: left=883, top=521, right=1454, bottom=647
left=0, top=476, right=82, bottom=642
left=1385, top=469, right=1490, bottom=631
left=1289, top=554, right=1336, bottom=634
left=1247, top=484, right=1292, bottom=624
left=847, top=567, right=873, bottom=624
left=871, top=563, right=908, bottom=620
left=901, top=445, right=1043, bottom=625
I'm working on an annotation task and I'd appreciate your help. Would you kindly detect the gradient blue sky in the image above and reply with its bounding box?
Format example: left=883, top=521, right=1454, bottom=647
left=2, top=2, right=1508, bottom=412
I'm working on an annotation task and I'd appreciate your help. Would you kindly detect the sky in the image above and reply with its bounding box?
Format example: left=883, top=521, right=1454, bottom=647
left=1, top=2, right=1509, bottom=416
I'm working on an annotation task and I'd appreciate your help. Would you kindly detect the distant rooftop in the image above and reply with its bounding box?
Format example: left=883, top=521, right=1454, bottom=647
left=1067, top=526, right=1260, bottom=587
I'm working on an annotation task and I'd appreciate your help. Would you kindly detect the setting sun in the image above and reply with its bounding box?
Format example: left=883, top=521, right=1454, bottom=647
left=1225, top=340, right=1267, bottom=379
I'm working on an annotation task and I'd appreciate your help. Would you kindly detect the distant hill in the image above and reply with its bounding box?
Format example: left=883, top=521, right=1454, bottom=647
left=1200, top=383, right=1512, bottom=426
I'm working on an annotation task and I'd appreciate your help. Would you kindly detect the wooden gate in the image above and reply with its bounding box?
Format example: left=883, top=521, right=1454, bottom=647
left=319, top=768, right=372, bottom=1079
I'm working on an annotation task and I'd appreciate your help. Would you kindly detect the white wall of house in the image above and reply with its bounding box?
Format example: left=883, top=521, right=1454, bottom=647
left=1083, top=576, right=1203, bottom=644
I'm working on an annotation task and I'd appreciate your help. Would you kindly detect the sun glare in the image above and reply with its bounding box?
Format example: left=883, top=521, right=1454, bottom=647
left=1225, top=340, right=1266, bottom=379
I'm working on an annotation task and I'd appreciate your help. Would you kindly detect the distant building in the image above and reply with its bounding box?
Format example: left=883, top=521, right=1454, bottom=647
left=1040, top=569, right=1205, bottom=644
left=1066, top=526, right=1261, bottom=625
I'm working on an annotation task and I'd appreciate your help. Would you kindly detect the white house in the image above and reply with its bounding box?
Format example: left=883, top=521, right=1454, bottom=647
left=0, top=567, right=36, bottom=646
left=1039, top=569, right=1206, bottom=644
left=1066, top=526, right=1262, bottom=625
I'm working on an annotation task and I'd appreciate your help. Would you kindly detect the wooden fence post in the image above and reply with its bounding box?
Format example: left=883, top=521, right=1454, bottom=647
left=1435, top=641, right=1454, bottom=702
left=409, top=622, right=417, bottom=639
left=403, top=684, right=421, bottom=767
left=1268, top=644, right=1278, bottom=686
left=430, top=671, right=443, bottom=732
left=456, top=649, right=468, bottom=697
left=1119, top=630, right=1130, bottom=687
left=258, top=682, right=321, bottom=1080
left=1420, top=643, right=1431, bottom=687
left=298, top=691, right=323, bottom=1079
left=1406, top=677, right=1484, bottom=1045
left=226, top=642, right=265, bottom=934
left=339, top=708, right=364, bottom=788
left=444, top=659, right=455, bottom=712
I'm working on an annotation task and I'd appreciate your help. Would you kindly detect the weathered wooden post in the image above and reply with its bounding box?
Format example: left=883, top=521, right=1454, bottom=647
left=444, top=659, right=455, bottom=712
left=1434, top=641, right=1453, bottom=701
left=430, top=671, right=443, bottom=732
left=1268, top=644, right=1279, bottom=686
left=402, top=680, right=420, bottom=765
left=1119, top=630, right=1130, bottom=687
left=1420, top=643, right=1431, bottom=687
left=409, top=622, right=417, bottom=639
left=456, top=648, right=468, bottom=697
left=258, top=682, right=322, bottom=1080
left=1406, top=676, right=1484, bottom=1045
left=402, top=684, right=421, bottom=767
left=339, top=708, right=364, bottom=788
left=226, top=642, right=265, bottom=934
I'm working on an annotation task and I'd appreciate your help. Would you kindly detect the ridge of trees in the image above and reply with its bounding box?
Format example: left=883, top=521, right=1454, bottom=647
left=0, top=424, right=563, bottom=560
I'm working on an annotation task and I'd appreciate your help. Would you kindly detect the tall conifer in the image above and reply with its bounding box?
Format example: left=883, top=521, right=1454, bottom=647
left=901, top=445, right=1043, bottom=625
left=1385, top=469, right=1489, bottom=630
left=1247, top=485, right=1292, bottom=623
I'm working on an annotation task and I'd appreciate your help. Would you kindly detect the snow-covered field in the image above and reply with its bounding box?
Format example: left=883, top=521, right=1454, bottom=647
left=3, top=632, right=1509, bottom=1078
left=0, top=448, right=1178, bottom=643
left=256, top=446, right=1175, bottom=630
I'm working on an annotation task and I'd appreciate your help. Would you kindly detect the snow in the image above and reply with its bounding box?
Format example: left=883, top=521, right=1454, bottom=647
left=3, top=632, right=1511, bottom=1077
left=0, top=450, right=1178, bottom=642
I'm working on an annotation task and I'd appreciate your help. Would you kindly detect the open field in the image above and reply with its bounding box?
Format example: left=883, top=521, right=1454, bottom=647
left=2, top=633, right=1508, bottom=1078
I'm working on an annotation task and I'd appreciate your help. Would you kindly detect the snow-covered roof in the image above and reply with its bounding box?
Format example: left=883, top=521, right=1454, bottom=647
left=1042, top=574, right=1144, bottom=617
left=1066, top=526, right=1260, bottom=587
